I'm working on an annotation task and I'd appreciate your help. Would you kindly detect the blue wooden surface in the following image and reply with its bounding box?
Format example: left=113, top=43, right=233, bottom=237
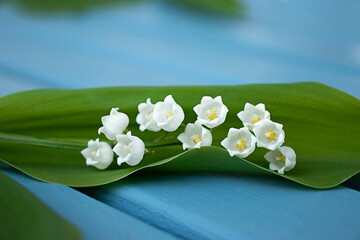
left=0, top=1, right=359, bottom=97
left=0, top=0, right=360, bottom=239
left=1, top=168, right=178, bottom=240
left=84, top=173, right=360, bottom=240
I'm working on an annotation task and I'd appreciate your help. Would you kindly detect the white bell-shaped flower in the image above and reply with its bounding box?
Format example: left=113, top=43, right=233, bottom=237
left=193, top=96, right=228, bottom=128
left=113, top=131, right=145, bottom=166
left=81, top=138, right=114, bottom=170
left=221, top=127, right=257, bottom=158
left=153, top=95, right=185, bottom=132
left=98, top=108, right=129, bottom=141
left=177, top=122, right=212, bottom=150
left=264, top=146, right=296, bottom=174
left=136, top=98, right=161, bottom=132
left=253, top=120, right=285, bottom=150
left=237, top=103, right=270, bottom=130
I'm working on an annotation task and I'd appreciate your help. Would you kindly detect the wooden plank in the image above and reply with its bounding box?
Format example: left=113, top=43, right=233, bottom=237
left=0, top=2, right=359, bottom=96
left=83, top=173, right=360, bottom=240
left=0, top=70, right=48, bottom=97
left=1, top=169, right=178, bottom=240
left=0, top=1, right=360, bottom=239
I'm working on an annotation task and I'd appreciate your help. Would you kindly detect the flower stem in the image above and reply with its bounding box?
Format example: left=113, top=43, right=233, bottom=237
left=153, top=132, right=168, bottom=143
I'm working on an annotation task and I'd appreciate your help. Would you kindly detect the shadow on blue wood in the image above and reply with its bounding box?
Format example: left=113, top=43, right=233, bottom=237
left=1, top=168, right=178, bottom=240
left=343, top=173, right=360, bottom=191
left=82, top=173, right=360, bottom=240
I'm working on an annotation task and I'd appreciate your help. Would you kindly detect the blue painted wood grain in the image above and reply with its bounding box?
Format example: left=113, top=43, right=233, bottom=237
left=0, top=71, right=48, bottom=96
left=0, top=1, right=359, bottom=97
left=83, top=173, right=360, bottom=240
left=0, top=168, right=178, bottom=240
left=0, top=0, right=360, bottom=239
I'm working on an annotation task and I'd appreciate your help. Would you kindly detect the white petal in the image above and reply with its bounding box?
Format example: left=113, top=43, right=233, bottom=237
left=110, top=107, right=119, bottom=115
left=237, top=111, right=245, bottom=122
left=269, top=162, right=281, bottom=171
left=244, top=102, right=255, bottom=111
left=200, top=96, right=213, bottom=104
left=127, top=139, right=145, bottom=166
left=254, top=103, right=266, bottom=112
left=117, top=154, right=131, bottom=166
left=221, top=138, right=231, bottom=150
left=213, top=96, right=223, bottom=103
left=138, top=102, right=149, bottom=113
left=264, top=149, right=280, bottom=163
left=145, top=121, right=161, bottom=132
left=139, top=125, right=146, bottom=132
left=81, top=148, right=91, bottom=158
left=86, top=157, right=98, bottom=166
left=193, top=104, right=201, bottom=115
left=95, top=142, right=114, bottom=170
left=177, top=132, right=192, bottom=150
left=201, top=128, right=212, bottom=147
left=164, top=95, right=176, bottom=104
left=228, top=149, right=240, bottom=157
left=264, top=110, right=271, bottom=119
left=228, top=127, right=240, bottom=136
left=280, top=146, right=296, bottom=172
left=98, top=109, right=129, bottom=140
left=280, top=146, right=296, bottom=160
left=153, top=102, right=169, bottom=123
left=277, top=167, right=285, bottom=174
left=83, top=140, right=113, bottom=170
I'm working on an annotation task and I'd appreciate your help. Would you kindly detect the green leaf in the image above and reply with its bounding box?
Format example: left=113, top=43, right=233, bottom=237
left=3, top=0, right=243, bottom=16
left=3, top=0, right=140, bottom=13
left=167, top=0, right=244, bottom=16
left=0, top=82, right=359, bottom=189
left=0, top=171, right=82, bottom=240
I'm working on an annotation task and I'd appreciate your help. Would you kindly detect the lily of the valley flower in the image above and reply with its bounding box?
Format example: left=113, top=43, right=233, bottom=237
left=81, top=138, right=114, bottom=170
left=177, top=123, right=212, bottom=150
left=153, top=95, right=185, bottom=132
left=253, top=120, right=285, bottom=150
left=98, top=108, right=129, bottom=141
left=237, top=103, right=270, bottom=130
left=113, top=131, right=145, bottom=166
left=136, top=98, right=161, bottom=132
left=193, top=96, right=229, bottom=128
left=264, top=146, right=296, bottom=174
left=221, top=127, right=257, bottom=158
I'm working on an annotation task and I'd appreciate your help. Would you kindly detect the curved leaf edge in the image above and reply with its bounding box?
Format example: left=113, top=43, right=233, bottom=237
left=1, top=146, right=358, bottom=189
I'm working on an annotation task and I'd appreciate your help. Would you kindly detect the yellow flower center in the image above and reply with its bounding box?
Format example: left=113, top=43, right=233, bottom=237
left=191, top=135, right=202, bottom=144
left=235, top=139, right=247, bottom=152
left=265, top=129, right=277, bottom=141
left=145, top=112, right=154, bottom=121
left=206, top=109, right=218, bottom=120
left=276, top=154, right=286, bottom=164
left=124, top=145, right=131, bottom=153
left=167, top=112, right=174, bottom=119
left=252, top=116, right=261, bottom=124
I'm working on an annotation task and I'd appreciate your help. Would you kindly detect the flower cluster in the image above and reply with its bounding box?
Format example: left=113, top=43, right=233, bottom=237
left=81, top=95, right=296, bottom=174
left=177, top=96, right=228, bottom=150
left=81, top=107, right=145, bottom=170
left=136, top=95, right=184, bottom=132
left=82, top=95, right=185, bottom=170
left=221, top=103, right=296, bottom=174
